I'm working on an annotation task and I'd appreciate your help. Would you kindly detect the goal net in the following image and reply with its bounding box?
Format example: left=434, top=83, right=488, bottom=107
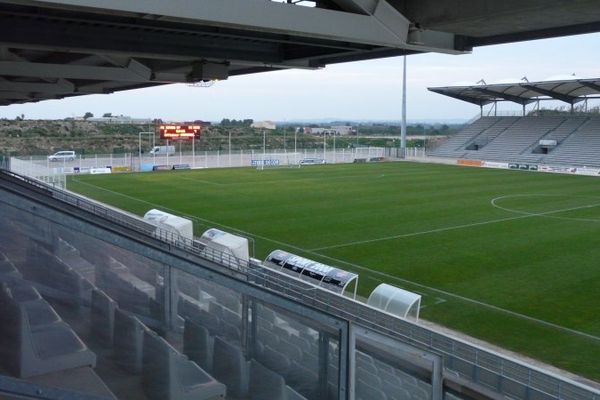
left=252, top=152, right=302, bottom=170
left=354, top=147, right=385, bottom=159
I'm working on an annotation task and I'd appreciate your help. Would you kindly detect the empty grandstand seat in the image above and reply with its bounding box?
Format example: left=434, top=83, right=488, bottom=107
left=356, top=378, right=388, bottom=400
left=249, top=359, right=287, bottom=400
left=212, top=336, right=250, bottom=398
left=273, top=337, right=303, bottom=366
left=113, top=308, right=146, bottom=374
left=0, top=282, right=61, bottom=330
left=55, top=238, right=96, bottom=283
left=26, top=254, right=94, bottom=311
left=258, top=345, right=292, bottom=375
left=220, top=320, right=242, bottom=343
left=142, top=329, right=226, bottom=400
left=286, top=386, right=309, bottom=400
left=381, top=382, right=411, bottom=400
left=98, top=259, right=155, bottom=315
left=183, top=318, right=214, bottom=373
left=91, top=288, right=118, bottom=347
left=286, top=360, right=319, bottom=398
left=0, top=291, right=96, bottom=378
left=179, top=296, right=220, bottom=334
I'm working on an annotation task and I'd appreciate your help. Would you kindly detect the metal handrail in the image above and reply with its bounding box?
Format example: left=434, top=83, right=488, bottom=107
left=1, top=169, right=598, bottom=400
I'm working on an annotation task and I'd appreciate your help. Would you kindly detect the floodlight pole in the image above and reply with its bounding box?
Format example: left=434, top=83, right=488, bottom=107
left=138, top=131, right=153, bottom=171
left=138, top=133, right=142, bottom=171
left=400, top=55, right=407, bottom=159
left=294, top=130, right=298, bottom=164
left=333, top=133, right=336, bottom=164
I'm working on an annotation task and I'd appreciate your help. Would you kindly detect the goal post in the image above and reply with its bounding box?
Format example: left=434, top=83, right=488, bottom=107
left=252, top=152, right=302, bottom=170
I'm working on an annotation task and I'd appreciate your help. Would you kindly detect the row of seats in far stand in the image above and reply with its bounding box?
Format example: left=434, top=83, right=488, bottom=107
left=91, top=288, right=226, bottom=400
left=183, top=317, right=307, bottom=400
left=21, top=245, right=95, bottom=317
left=0, top=280, right=96, bottom=379
left=178, top=295, right=242, bottom=344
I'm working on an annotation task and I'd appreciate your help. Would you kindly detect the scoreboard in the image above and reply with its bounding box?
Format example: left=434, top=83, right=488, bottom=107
left=158, top=124, right=201, bottom=140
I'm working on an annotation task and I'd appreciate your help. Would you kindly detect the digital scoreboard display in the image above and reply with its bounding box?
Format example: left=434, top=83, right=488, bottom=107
left=158, top=124, right=201, bottom=140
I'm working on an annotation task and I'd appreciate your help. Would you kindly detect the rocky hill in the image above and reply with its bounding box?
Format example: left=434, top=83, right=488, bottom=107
left=0, top=119, right=443, bottom=158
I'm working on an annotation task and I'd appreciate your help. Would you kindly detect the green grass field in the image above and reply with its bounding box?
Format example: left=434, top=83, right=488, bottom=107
left=68, top=162, right=600, bottom=381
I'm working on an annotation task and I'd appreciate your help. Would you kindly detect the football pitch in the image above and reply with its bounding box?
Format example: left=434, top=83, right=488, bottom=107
left=68, top=162, right=600, bottom=381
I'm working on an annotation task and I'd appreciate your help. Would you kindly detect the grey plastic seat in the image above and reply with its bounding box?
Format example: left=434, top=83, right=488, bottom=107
left=179, top=297, right=220, bottom=334
left=2, top=297, right=96, bottom=378
left=249, top=359, right=287, bottom=400
left=286, top=386, right=309, bottom=400
left=142, top=329, right=226, bottom=400
left=183, top=318, right=214, bottom=373
left=0, top=283, right=61, bottom=331
left=21, top=299, right=62, bottom=331
left=91, top=288, right=118, bottom=347
left=113, top=308, right=146, bottom=374
left=212, top=336, right=250, bottom=398
left=356, top=378, right=388, bottom=400
left=259, top=345, right=291, bottom=375
left=382, top=381, right=411, bottom=400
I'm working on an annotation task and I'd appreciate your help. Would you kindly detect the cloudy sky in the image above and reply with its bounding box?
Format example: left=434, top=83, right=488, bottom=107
left=1, top=32, right=599, bottom=122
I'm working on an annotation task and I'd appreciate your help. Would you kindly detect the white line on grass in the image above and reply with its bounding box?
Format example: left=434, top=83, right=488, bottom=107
left=70, top=179, right=600, bottom=342
left=310, top=198, right=600, bottom=251
left=490, top=194, right=600, bottom=223
left=176, top=169, right=432, bottom=187
left=316, top=252, right=600, bottom=342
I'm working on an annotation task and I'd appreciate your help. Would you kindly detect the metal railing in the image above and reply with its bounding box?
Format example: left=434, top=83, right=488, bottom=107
left=1, top=169, right=598, bottom=400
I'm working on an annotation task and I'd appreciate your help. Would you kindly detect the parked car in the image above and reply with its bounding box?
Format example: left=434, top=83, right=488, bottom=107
left=299, top=158, right=326, bottom=165
left=48, top=150, right=76, bottom=162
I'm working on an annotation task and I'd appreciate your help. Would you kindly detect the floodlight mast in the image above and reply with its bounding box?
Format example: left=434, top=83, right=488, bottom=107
left=400, top=56, right=407, bottom=158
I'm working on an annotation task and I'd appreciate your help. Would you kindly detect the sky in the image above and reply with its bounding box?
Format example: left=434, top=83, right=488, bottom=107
left=1, top=32, right=599, bottom=122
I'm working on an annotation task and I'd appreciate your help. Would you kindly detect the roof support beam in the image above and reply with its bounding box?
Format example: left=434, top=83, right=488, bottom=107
left=0, top=60, right=153, bottom=82
left=0, top=15, right=285, bottom=65
left=428, top=88, right=492, bottom=106
left=7, top=0, right=410, bottom=47
left=0, top=91, right=30, bottom=100
left=521, top=84, right=583, bottom=105
left=0, top=79, right=75, bottom=94
left=473, top=87, right=535, bottom=105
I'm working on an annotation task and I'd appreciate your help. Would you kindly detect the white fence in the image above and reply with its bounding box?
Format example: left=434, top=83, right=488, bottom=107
left=8, top=147, right=427, bottom=188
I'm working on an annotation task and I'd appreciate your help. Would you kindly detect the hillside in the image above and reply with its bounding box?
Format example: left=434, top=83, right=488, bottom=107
left=0, top=120, right=448, bottom=158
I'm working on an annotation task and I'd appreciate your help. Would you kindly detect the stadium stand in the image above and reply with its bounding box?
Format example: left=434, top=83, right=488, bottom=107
left=430, top=116, right=502, bottom=158
left=544, top=118, right=600, bottom=166
left=429, top=78, right=600, bottom=167
left=0, top=169, right=599, bottom=400
left=430, top=116, right=600, bottom=167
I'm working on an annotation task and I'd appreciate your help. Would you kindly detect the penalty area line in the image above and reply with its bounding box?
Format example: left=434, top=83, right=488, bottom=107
left=311, top=197, right=600, bottom=252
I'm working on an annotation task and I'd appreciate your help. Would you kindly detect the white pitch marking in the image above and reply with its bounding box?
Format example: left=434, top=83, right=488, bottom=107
left=490, top=193, right=600, bottom=223
left=310, top=196, right=600, bottom=252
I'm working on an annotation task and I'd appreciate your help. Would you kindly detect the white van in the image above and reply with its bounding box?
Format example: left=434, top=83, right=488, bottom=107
left=299, top=158, right=326, bottom=165
left=149, top=146, right=176, bottom=155
left=48, top=150, right=76, bottom=162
